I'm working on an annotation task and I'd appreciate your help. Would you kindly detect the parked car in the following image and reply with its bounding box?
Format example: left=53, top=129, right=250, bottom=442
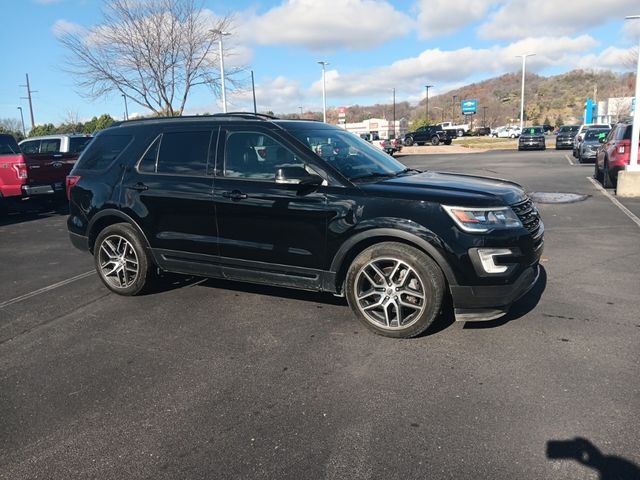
left=573, top=124, right=610, bottom=158
left=17, top=134, right=93, bottom=201
left=403, top=126, right=451, bottom=146
left=542, top=124, right=554, bottom=134
left=67, top=113, right=544, bottom=338
left=518, top=126, right=546, bottom=150
left=595, top=123, right=640, bottom=188
left=555, top=125, right=579, bottom=150
left=0, top=133, right=27, bottom=215
left=492, top=126, right=520, bottom=138
left=438, top=121, right=469, bottom=137
left=358, top=132, right=395, bottom=155
left=577, top=127, right=611, bottom=163
left=472, top=127, right=491, bottom=136
left=390, top=137, right=403, bottom=154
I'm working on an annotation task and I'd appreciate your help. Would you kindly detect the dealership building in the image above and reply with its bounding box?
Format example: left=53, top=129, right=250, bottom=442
left=595, top=96, right=635, bottom=124
left=337, top=118, right=409, bottom=139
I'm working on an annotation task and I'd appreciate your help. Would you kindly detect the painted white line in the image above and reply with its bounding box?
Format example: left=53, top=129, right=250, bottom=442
left=0, top=271, right=96, bottom=310
left=565, top=154, right=574, bottom=166
left=587, top=176, right=640, bottom=229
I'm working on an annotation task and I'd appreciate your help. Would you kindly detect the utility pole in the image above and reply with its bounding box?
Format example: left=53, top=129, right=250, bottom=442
left=425, top=85, right=433, bottom=123
left=122, top=94, right=129, bottom=120
left=452, top=95, right=458, bottom=124
left=251, top=71, right=257, bottom=114
left=17, top=107, right=26, bottom=137
left=20, top=74, right=36, bottom=129
left=482, top=106, right=489, bottom=127
left=318, top=61, right=329, bottom=123
left=392, top=88, right=396, bottom=139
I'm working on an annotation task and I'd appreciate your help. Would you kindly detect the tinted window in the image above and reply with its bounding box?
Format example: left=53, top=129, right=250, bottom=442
left=40, top=139, right=61, bottom=153
left=75, top=134, right=132, bottom=171
left=224, top=131, right=305, bottom=180
left=0, top=135, right=20, bottom=155
left=21, top=140, right=40, bottom=154
left=622, top=125, right=633, bottom=140
left=584, top=129, right=609, bottom=140
left=616, top=126, right=630, bottom=141
left=559, top=126, right=579, bottom=133
left=525, top=127, right=544, bottom=135
left=69, top=137, right=92, bottom=154
left=156, top=131, right=211, bottom=176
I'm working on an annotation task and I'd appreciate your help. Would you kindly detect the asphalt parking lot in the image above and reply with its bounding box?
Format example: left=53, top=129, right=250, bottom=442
left=1, top=148, right=639, bottom=479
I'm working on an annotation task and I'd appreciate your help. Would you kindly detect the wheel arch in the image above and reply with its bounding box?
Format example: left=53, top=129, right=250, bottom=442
left=329, top=228, right=456, bottom=294
left=87, top=209, right=152, bottom=255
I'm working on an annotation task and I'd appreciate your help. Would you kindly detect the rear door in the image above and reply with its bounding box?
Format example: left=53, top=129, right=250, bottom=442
left=120, top=126, right=219, bottom=264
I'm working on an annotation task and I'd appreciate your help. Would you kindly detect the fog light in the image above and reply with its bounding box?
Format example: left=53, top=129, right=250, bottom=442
left=477, top=248, right=513, bottom=274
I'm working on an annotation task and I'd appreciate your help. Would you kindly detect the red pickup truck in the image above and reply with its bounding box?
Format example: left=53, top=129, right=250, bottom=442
left=0, top=133, right=92, bottom=215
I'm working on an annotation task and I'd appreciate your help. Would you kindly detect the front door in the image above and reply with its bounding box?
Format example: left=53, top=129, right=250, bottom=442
left=212, top=126, right=331, bottom=288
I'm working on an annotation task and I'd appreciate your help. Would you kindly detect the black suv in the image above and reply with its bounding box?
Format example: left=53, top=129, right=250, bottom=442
left=403, top=126, right=452, bottom=146
left=67, top=113, right=543, bottom=338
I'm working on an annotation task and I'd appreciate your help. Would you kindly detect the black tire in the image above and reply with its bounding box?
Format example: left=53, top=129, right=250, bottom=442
left=457, top=129, right=464, bottom=137
left=602, top=162, right=613, bottom=189
left=444, top=140, right=452, bottom=145
left=94, top=223, right=155, bottom=296
left=345, top=242, right=445, bottom=338
left=404, top=136, right=414, bottom=146
left=431, top=135, right=440, bottom=146
left=594, top=161, right=603, bottom=183
left=518, top=147, right=522, bottom=151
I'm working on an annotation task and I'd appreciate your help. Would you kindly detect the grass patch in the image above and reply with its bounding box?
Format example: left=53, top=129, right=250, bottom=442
left=453, top=136, right=557, bottom=150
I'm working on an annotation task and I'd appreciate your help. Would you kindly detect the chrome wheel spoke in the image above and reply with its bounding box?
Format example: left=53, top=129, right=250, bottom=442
left=362, top=269, right=384, bottom=288
left=357, top=289, right=383, bottom=302
left=369, top=263, right=387, bottom=285
left=98, top=234, right=139, bottom=289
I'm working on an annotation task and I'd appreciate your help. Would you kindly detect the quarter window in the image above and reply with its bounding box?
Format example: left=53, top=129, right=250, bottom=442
left=137, top=135, right=161, bottom=173
left=21, top=140, right=40, bottom=154
left=75, top=134, right=132, bottom=171
left=40, top=139, right=61, bottom=153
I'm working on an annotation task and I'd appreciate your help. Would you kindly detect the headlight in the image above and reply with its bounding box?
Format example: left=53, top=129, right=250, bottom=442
left=442, top=205, right=522, bottom=233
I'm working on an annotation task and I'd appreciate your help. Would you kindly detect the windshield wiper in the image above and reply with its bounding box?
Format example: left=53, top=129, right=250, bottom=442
left=395, top=168, right=421, bottom=175
left=349, top=172, right=397, bottom=181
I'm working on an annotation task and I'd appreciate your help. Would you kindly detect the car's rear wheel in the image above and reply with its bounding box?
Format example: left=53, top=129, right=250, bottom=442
left=404, top=136, right=414, bottom=146
left=345, top=242, right=445, bottom=338
left=594, top=161, right=603, bottom=183
left=603, top=161, right=613, bottom=188
left=94, top=223, right=154, bottom=296
left=431, top=135, right=440, bottom=146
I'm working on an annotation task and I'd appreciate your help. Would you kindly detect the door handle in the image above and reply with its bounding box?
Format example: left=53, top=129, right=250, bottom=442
left=222, top=190, right=248, bottom=200
left=127, top=182, right=149, bottom=191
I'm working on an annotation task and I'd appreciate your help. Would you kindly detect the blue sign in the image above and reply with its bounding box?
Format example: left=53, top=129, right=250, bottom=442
left=461, top=99, right=477, bottom=115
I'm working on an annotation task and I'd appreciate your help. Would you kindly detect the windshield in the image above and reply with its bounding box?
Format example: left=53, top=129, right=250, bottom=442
left=584, top=129, right=609, bottom=140
left=524, top=127, right=544, bottom=135
left=0, top=134, right=20, bottom=155
left=289, top=127, right=408, bottom=180
left=559, top=126, right=579, bottom=133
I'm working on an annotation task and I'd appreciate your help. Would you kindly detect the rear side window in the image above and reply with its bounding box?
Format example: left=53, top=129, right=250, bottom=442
left=69, top=137, right=92, bottom=154
left=622, top=126, right=632, bottom=140
left=75, top=134, right=133, bottom=171
left=40, top=139, right=61, bottom=153
left=155, top=131, right=211, bottom=176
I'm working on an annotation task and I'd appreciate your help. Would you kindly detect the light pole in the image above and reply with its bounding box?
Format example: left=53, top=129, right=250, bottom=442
left=433, top=106, right=444, bottom=123
left=17, top=106, right=26, bottom=136
left=251, top=70, right=257, bottom=114
left=452, top=95, right=458, bottom=124
left=121, top=94, right=129, bottom=120
left=318, top=61, right=329, bottom=122
left=482, top=106, right=489, bottom=127
left=625, top=15, right=640, bottom=171
left=516, top=53, right=536, bottom=130
left=425, top=85, right=433, bottom=123
left=211, top=29, right=231, bottom=113
left=392, top=88, right=396, bottom=138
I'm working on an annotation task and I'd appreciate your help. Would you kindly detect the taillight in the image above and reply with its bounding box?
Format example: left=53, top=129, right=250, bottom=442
left=12, top=163, right=27, bottom=179
left=66, top=175, right=81, bottom=199
left=618, top=145, right=626, bottom=154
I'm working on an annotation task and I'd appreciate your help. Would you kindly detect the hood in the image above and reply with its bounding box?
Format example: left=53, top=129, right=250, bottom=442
left=360, top=171, right=527, bottom=206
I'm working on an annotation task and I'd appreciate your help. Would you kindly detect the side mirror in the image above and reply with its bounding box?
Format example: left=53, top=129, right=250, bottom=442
left=275, top=166, right=323, bottom=187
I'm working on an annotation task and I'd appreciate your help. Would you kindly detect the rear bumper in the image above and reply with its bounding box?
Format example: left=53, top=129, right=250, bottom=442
left=451, top=265, right=540, bottom=322
left=69, top=232, right=89, bottom=252
left=22, top=182, right=65, bottom=196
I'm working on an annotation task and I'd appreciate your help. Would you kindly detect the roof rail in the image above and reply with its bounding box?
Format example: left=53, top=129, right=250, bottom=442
left=211, top=112, right=279, bottom=120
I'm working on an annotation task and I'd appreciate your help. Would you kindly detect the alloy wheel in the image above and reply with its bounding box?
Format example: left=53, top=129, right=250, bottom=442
left=354, top=257, right=426, bottom=330
left=98, top=234, right=140, bottom=289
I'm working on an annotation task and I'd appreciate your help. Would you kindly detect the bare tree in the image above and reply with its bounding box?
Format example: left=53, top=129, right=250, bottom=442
left=59, top=0, right=240, bottom=116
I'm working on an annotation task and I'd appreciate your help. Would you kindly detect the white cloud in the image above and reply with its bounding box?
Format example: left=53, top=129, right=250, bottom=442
left=479, top=0, right=638, bottom=40
left=35, top=0, right=63, bottom=4
left=51, top=19, right=84, bottom=37
left=576, top=46, right=637, bottom=71
left=228, top=76, right=305, bottom=113
left=417, top=0, right=497, bottom=39
left=248, top=0, right=412, bottom=50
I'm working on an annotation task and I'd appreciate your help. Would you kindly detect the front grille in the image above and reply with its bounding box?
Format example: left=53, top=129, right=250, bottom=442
left=511, top=198, right=542, bottom=240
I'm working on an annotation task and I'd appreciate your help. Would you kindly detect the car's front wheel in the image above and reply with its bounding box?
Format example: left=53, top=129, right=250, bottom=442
left=404, top=136, right=414, bottom=146
left=431, top=135, right=440, bottom=146
left=94, top=223, right=155, bottom=296
left=345, top=242, right=445, bottom=338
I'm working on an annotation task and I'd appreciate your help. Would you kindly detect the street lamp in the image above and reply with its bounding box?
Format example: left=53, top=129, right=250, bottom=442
left=121, top=94, right=129, bottom=120
left=625, top=15, right=640, bottom=171
left=17, top=106, right=26, bottom=136
left=392, top=88, right=396, bottom=138
left=318, top=61, right=329, bottom=122
left=516, top=53, right=536, bottom=130
left=211, top=29, right=231, bottom=113
left=452, top=95, right=458, bottom=124
left=425, top=85, right=433, bottom=123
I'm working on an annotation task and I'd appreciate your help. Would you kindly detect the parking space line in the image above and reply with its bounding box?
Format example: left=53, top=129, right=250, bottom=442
left=565, top=154, right=574, bottom=166
left=0, top=271, right=96, bottom=310
left=587, top=176, right=640, bottom=229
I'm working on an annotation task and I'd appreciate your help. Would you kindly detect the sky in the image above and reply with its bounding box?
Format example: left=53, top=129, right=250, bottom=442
left=0, top=0, right=639, bottom=126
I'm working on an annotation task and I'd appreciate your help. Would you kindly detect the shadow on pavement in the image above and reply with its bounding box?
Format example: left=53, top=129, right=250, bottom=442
left=463, top=266, right=547, bottom=329
left=547, top=437, right=640, bottom=480
left=0, top=202, right=68, bottom=227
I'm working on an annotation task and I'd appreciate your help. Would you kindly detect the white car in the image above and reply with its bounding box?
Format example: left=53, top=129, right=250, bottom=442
left=492, top=126, right=520, bottom=138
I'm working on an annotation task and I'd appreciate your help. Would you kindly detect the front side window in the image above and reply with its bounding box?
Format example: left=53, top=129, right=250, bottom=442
left=21, top=140, right=40, bottom=154
left=0, top=135, right=20, bottom=155
left=289, top=127, right=407, bottom=181
left=40, top=139, right=61, bottom=153
left=224, top=131, right=306, bottom=180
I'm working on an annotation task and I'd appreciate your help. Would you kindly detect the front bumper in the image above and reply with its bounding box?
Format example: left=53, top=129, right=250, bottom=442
left=555, top=138, right=574, bottom=149
left=451, top=265, right=541, bottom=322
left=519, top=139, right=545, bottom=149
